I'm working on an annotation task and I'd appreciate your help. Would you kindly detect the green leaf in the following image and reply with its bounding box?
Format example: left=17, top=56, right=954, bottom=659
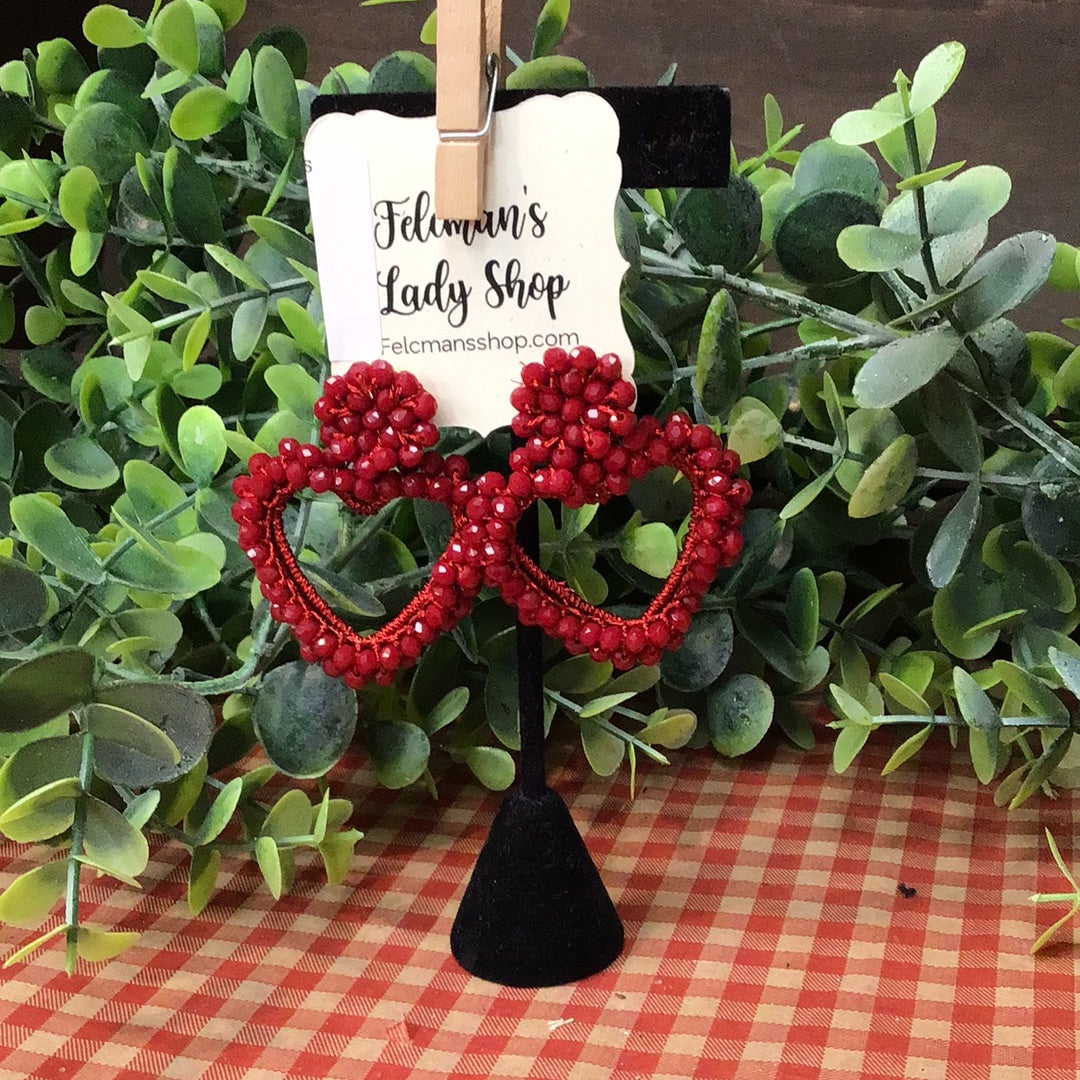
left=254, top=46, right=301, bottom=141
left=81, top=702, right=181, bottom=770
left=231, top=297, right=268, bottom=362
left=931, top=571, right=1002, bottom=660
left=247, top=216, right=316, bottom=267
left=163, top=147, right=225, bottom=244
left=895, top=160, right=966, bottom=191
left=505, top=56, right=591, bottom=91
left=726, top=396, right=781, bottom=464
left=484, top=639, right=520, bottom=750
left=63, top=101, right=149, bottom=186
left=319, top=830, right=360, bottom=886
left=908, top=42, right=966, bottom=115
left=1049, top=647, right=1080, bottom=700
left=0, top=792, right=77, bottom=844
left=881, top=724, right=933, bottom=775
left=707, top=674, right=774, bottom=757
left=75, top=927, right=139, bottom=963
left=262, top=788, right=312, bottom=842
left=178, top=405, right=227, bottom=487
left=853, top=327, right=961, bottom=408
left=423, top=687, right=469, bottom=736
left=254, top=836, right=283, bottom=898
left=121, top=459, right=197, bottom=537
left=837, top=224, right=921, bottom=273
left=878, top=97, right=939, bottom=176
left=695, top=288, right=742, bottom=419
left=1048, top=242, right=1080, bottom=292
left=187, top=846, right=220, bottom=915
left=833, top=723, right=872, bottom=774
left=156, top=755, right=207, bottom=826
left=785, top=567, right=819, bottom=654
left=926, top=484, right=981, bottom=589
left=264, top=362, right=321, bottom=418
left=204, top=0, right=247, bottom=32
left=0, top=650, right=94, bottom=731
left=545, top=655, right=613, bottom=695
left=780, top=458, right=841, bottom=520
left=123, top=790, right=160, bottom=830
left=2, top=924, right=67, bottom=968
left=878, top=672, right=931, bottom=715
left=660, top=610, right=733, bottom=693
left=195, top=776, right=243, bottom=845
left=170, top=84, right=242, bottom=140
left=1011, top=730, right=1072, bottom=808
left=532, top=0, right=570, bottom=59
left=83, top=5, right=147, bottom=48
left=251, top=662, right=357, bottom=779
left=992, top=661, right=1069, bottom=724
left=205, top=244, right=267, bottom=293
left=0, top=861, right=68, bottom=927
left=579, top=718, right=624, bottom=776
left=463, top=746, right=515, bottom=791
left=847, top=434, right=917, bottom=518
left=44, top=436, right=119, bottom=491
left=829, top=683, right=873, bottom=726
left=830, top=106, right=904, bottom=147
left=953, top=232, right=1056, bottom=332
left=25, top=306, right=65, bottom=346
left=58, top=167, right=108, bottom=234
left=367, top=50, right=436, bottom=93
left=276, top=298, right=325, bottom=359
left=579, top=692, right=638, bottom=719
left=954, top=668, right=1000, bottom=733
left=925, top=165, right=1011, bottom=236
left=367, top=721, right=430, bottom=790
left=0, top=776, right=82, bottom=829
left=109, top=538, right=222, bottom=597
left=619, top=521, right=678, bottom=578
left=0, top=559, right=48, bottom=634
left=153, top=0, right=200, bottom=75
left=419, top=10, right=437, bottom=45
left=639, top=708, right=696, bottom=750
left=225, top=47, right=253, bottom=104
left=764, top=93, right=783, bottom=146
left=920, top=375, right=982, bottom=472
left=82, top=796, right=150, bottom=882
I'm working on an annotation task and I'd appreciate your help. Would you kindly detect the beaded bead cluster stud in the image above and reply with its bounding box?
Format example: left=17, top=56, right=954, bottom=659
left=234, top=347, right=750, bottom=685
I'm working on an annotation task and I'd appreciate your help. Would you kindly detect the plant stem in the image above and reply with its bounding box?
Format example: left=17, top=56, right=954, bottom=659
left=780, top=432, right=1036, bottom=488
left=863, top=714, right=1071, bottom=729
left=544, top=689, right=670, bottom=764
left=64, top=732, right=94, bottom=975
left=113, top=277, right=308, bottom=343
left=641, top=251, right=900, bottom=344
left=975, top=393, right=1080, bottom=477
left=746, top=333, right=883, bottom=370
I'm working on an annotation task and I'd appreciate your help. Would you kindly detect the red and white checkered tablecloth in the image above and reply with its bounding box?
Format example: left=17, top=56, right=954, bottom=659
left=0, top=730, right=1077, bottom=1080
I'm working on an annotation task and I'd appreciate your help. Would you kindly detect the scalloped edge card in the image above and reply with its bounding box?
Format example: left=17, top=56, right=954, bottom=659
left=305, top=93, right=632, bottom=433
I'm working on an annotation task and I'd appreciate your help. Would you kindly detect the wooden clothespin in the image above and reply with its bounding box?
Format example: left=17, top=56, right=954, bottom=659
left=435, top=0, right=503, bottom=221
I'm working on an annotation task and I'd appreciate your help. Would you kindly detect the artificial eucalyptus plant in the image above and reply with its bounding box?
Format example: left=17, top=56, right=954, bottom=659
left=0, top=0, right=1078, bottom=968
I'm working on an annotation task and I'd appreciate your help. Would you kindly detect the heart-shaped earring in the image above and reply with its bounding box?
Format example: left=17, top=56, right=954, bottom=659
left=493, top=346, right=751, bottom=669
left=233, top=350, right=749, bottom=686
left=232, top=360, right=527, bottom=686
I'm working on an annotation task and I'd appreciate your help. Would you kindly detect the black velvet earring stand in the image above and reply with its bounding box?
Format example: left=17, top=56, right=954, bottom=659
left=450, top=503, right=624, bottom=987
left=312, top=81, right=732, bottom=989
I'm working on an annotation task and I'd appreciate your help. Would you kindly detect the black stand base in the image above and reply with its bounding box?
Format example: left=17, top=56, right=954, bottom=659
left=450, top=785, right=624, bottom=988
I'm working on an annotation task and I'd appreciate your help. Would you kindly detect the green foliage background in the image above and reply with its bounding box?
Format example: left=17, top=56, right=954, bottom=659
left=0, top=0, right=1079, bottom=966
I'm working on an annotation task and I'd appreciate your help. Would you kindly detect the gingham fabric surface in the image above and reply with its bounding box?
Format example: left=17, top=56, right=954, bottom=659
left=0, top=730, right=1076, bottom=1080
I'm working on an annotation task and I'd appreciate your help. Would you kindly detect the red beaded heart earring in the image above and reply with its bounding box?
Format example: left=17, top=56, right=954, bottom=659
left=233, top=348, right=750, bottom=684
